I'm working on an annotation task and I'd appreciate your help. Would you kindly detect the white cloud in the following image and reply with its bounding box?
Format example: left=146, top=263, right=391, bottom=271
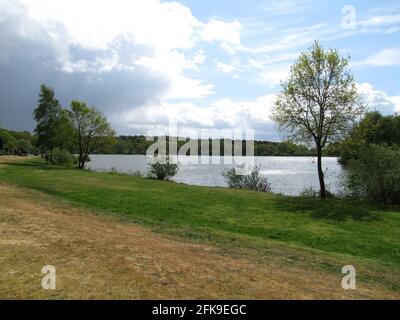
left=16, top=0, right=200, bottom=51
left=118, top=94, right=277, bottom=138
left=134, top=50, right=213, bottom=99
left=199, top=19, right=244, bottom=53
left=251, top=23, right=329, bottom=54
left=354, top=48, right=400, bottom=67
left=259, top=0, right=311, bottom=15
left=1, top=0, right=219, bottom=101
left=253, top=64, right=291, bottom=87
left=193, top=50, right=206, bottom=65
left=117, top=83, right=399, bottom=138
left=357, top=14, right=400, bottom=28
left=247, top=59, right=265, bottom=69
left=357, top=82, right=400, bottom=114
left=216, top=62, right=235, bottom=74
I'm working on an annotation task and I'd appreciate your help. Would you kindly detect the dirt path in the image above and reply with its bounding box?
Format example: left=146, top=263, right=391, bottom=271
left=0, top=181, right=398, bottom=299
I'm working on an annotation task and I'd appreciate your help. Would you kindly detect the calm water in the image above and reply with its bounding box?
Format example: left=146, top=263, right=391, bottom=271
left=87, top=155, right=344, bottom=196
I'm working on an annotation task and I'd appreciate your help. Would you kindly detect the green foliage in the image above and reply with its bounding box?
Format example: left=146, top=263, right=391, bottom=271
left=339, top=112, right=400, bottom=165
left=299, top=186, right=320, bottom=198
left=69, top=100, right=115, bottom=168
left=49, top=148, right=74, bottom=166
left=0, top=128, right=36, bottom=155
left=33, top=85, right=75, bottom=153
left=273, top=41, right=364, bottom=198
left=0, top=129, right=11, bottom=150
left=343, top=144, right=400, bottom=204
left=33, top=85, right=62, bottom=151
left=4, top=137, right=17, bottom=154
left=147, top=157, right=179, bottom=181
left=222, top=166, right=272, bottom=192
left=16, top=139, right=31, bottom=155
left=100, top=135, right=315, bottom=156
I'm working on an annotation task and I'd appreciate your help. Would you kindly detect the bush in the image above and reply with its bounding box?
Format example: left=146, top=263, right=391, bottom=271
left=299, top=186, right=320, bottom=198
left=16, top=139, right=31, bottom=155
left=49, top=148, right=74, bottom=166
left=342, top=144, right=400, bottom=204
left=147, top=157, right=179, bottom=181
left=299, top=186, right=335, bottom=198
left=222, top=166, right=272, bottom=192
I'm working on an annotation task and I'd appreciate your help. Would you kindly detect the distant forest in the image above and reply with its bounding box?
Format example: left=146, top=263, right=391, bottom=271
left=99, top=135, right=339, bottom=157
left=1, top=128, right=340, bottom=157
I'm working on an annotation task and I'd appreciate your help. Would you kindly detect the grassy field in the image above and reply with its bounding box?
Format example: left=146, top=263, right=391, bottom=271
left=0, top=156, right=399, bottom=299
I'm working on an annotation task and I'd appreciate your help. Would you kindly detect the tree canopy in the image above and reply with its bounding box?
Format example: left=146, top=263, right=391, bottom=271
left=33, top=85, right=63, bottom=152
left=339, top=111, right=400, bottom=165
left=69, top=100, right=115, bottom=168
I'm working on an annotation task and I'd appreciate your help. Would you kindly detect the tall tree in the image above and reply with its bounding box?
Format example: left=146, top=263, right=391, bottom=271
left=273, top=41, right=364, bottom=198
left=33, top=85, right=62, bottom=154
left=33, top=85, right=74, bottom=156
left=69, top=101, right=115, bottom=168
left=0, top=129, right=11, bottom=150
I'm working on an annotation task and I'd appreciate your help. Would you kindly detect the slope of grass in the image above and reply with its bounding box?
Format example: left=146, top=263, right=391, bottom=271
left=0, top=157, right=399, bottom=289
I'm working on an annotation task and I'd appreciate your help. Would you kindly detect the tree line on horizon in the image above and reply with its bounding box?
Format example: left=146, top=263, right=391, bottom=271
left=0, top=126, right=338, bottom=157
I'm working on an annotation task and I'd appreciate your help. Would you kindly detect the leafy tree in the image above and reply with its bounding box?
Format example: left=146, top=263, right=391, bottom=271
left=69, top=100, right=115, bottom=168
left=16, top=139, right=32, bottom=155
left=49, top=148, right=75, bottom=166
left=33, top=85, right=74, bottom=156
left=273, top=41, right=364, bottom=198
left=33, top=85, right=63, bottom=152
left=339, top=112, right=400, bottom=165
left=0, top=129, right=11, bottom=150
left=57, top=109, right=75, bottom=152
left=343, top=144, right=400, bottom=204
left=4, top=137, right=17, bottom=154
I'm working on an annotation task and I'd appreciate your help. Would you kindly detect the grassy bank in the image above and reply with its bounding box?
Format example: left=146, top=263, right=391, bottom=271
left=1, top=157, right=399, bottom=295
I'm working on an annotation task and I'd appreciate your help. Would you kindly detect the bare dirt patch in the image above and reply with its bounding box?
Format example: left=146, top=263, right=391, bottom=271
left=0, top=183, right=398, bottom=299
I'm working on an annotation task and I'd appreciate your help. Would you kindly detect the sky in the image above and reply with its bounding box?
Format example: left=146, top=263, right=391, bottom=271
left=0, top=0, right=399, bottom=140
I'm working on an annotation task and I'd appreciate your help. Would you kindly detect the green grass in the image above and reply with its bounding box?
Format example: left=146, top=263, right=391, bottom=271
left=1, top=157, right=400, bottom=279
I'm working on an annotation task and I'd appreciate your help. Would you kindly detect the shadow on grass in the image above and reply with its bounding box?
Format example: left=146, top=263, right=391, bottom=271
left=269, top=196, right=382, bottom=222
left=2, top=160, right=77, bottom=171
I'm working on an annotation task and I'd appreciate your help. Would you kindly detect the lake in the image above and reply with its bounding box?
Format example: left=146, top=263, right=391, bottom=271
left=86, top=155, right=344, bottom=196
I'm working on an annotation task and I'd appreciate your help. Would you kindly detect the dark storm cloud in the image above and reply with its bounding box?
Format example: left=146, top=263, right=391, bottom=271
left=0, top=6, right=170, bottom=133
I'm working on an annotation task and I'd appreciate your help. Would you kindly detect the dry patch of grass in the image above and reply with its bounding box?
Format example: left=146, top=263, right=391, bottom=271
left=0, top=156, right=28, bottom=168
left=0, top=183, right=398, bottom=299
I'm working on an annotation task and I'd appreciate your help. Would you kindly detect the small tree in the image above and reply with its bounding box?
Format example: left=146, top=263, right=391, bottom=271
left=16, top=139, right=31, bottom=155
left=49, top=148, right=74, bottom=166
left=69, top=101, right=115, bottom=168
left=147, top=157, right=179, bottom=181
left=222, top=166, right=272, bottom=192
left=273, top=41, right=364, bottom=198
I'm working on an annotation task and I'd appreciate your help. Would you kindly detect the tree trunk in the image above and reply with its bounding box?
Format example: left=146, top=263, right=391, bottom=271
left=317, top=146, right=327, bottom=198
left=79, top=159, right=85, bottom=169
